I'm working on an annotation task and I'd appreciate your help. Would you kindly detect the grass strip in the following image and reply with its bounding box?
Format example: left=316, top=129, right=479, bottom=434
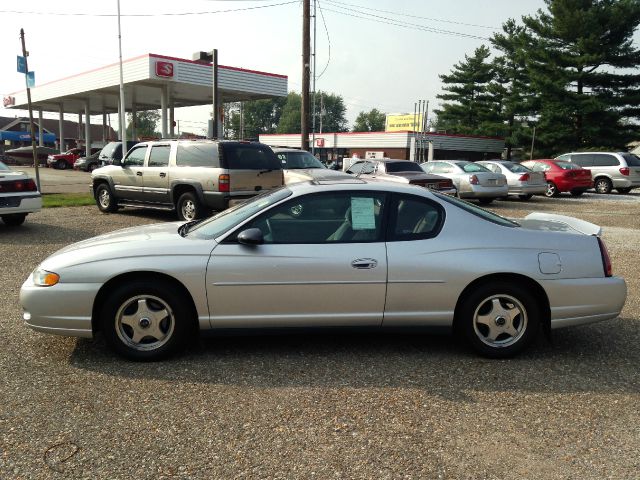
left=42, top=193, right=95, bottom=208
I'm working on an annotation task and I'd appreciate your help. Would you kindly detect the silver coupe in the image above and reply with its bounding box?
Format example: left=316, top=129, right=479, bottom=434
left=20, top=180, right=626, bottom=361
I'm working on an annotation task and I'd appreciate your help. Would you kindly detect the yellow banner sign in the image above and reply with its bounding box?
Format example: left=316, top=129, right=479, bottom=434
left=385, top=113, right=424, bottom=132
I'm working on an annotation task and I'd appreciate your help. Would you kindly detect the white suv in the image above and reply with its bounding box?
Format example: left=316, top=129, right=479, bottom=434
left=555, top=152, right=640, bottom=194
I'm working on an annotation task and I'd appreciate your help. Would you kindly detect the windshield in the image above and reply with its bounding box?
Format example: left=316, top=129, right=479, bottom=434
left=99, top=143, right=119, bottom=159
left=503, top=162, right=532, bottom=173
left=385, top=161, right=423, bottom=173
left=455, top=162, right=491, bottom=173
left=433, top=191, right=519, bottom=228
left=278, top=151, right=325, bottom=169
left=189, top=187, right=293, bottom=238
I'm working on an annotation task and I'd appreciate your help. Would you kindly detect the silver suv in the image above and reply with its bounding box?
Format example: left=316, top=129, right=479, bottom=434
left=91, top=140, right=283, bottom=220
left=555, top=152, right=640, bottom=194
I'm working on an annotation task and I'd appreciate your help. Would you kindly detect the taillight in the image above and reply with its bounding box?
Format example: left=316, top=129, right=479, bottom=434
left=0, top=179, right=37, bottom=193
left=441, top=179, right=453, bottom=189
left=519, top=173, right=530, bottom=181
left=469, top=174, right=479, bottom=185
left=218, top=174, right=230, bottom=192
left=597, top=237, right=612, bottom=277
left=619, top=167, right=630, bottom=176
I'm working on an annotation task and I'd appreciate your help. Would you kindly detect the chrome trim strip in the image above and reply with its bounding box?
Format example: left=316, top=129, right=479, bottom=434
left=212, top=280, right=387, bottom=286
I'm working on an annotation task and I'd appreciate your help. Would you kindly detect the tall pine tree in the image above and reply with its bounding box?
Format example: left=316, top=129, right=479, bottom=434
left=523, top=0, right=640, bottom=154
left=434, top=45, right=499, bottom=136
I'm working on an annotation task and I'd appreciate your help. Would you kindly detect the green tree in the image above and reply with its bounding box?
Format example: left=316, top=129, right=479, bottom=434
left=277, top=92, right=302, bottom=133
left=489, top=19, right=536, bottom=159
left=522, top=0, right=640, bottom=155
left=314, top=91, right=349, bottom=133
left=434, top=46, right=499, bottom=136
left=352, top=108, right=386, bottom=132
left=126, top=110, right=160, bottom=139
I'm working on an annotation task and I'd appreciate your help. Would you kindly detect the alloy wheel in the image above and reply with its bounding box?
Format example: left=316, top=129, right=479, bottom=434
left=472, top=294, right=528, bottom=348
left=115, top=295, right=175, bottom=352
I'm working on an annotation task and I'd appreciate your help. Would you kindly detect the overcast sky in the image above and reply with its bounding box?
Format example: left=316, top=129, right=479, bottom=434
left=1, top=0, right=558, bottom=134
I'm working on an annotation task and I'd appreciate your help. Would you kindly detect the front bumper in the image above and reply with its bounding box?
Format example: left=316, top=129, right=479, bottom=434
left=540, top=276, right=627, bottom=329
left=0, top=194, right=42, bottom=216
left=20, top=277, right=100, bottom=338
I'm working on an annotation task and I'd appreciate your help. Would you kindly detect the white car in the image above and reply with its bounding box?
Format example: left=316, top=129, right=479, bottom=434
left=421, top=160, right=508, bottom=204
left=478, top=160, right=547, bottom=200
left=0, top=161, right=42, bottom=226
left=20, top=180, right=626, bottom=361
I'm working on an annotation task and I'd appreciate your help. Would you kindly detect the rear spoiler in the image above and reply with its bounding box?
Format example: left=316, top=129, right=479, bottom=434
left=524, top=212, right=602, bottom=236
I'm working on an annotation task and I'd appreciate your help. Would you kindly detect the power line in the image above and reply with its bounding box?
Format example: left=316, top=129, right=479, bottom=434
left=316, top=0, right=331, bottom=80
left=0, top=1, right=297, bottom=17
left=325, top=0, right=497, bottom=30
left=320, top=4, right=491, bottom=41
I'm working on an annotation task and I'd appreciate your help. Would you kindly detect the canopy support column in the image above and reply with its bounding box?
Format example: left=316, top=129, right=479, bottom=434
left=160, top=86, right=168, bottom=138
left=38, top=108, right=43, bottom=146
left=58, top=104, right=64, bottom=153
left=85, top=100, right=91, bottom=158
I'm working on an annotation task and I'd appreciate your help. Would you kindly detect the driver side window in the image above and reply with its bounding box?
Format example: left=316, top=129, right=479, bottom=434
left=240, top=192, right=387, bottom=244
left=123, top=146, right=147, bottom=167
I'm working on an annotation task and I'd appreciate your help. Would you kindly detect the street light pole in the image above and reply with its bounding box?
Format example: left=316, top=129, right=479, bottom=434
left=19, top=28, right=40, bottom=192
left=117, top=0, right=126, bottom=143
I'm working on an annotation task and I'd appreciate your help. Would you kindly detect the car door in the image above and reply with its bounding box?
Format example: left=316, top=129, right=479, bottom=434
left=113, top=145, right=147, bottom=202
left=383, top=193, right=450, bottom=327
left=206, top=191, right=388, bottom=328
left=143, top=143, right=172, bottom=205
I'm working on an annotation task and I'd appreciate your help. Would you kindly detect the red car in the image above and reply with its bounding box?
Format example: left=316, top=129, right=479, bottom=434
left=521, top=159, right=593, bottom=197
left=46, top=148, right=100, bottom=170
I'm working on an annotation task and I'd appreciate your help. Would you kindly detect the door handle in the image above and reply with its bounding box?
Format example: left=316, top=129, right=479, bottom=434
left=159, top=172, right=166, bottom=178
left=136, top=171, right=143, bottom=176
left=351, top=258, right=378, bottom=269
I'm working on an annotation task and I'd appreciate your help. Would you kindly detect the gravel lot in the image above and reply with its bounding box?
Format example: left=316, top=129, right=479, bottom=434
left=1, top=192, right=639, bottom=479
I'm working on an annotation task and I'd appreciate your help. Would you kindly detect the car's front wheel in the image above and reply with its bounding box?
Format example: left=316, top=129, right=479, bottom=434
left=100, top=280, right=194, bottom=361
left=177, top=191, right=206, bottom=221
left=594, top=177, right=613, bottom=194
left=457, top=282, right=540, bottom=358
left=95, top=183, right=118, bottom=213
left=2, top=214, right=27, bottom=226
left=545, top=181, right=559, bottom=197
left=56, top=160, right=67, bottom=170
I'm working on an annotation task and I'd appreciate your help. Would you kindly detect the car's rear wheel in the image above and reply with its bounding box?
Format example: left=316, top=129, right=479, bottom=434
left=100, top=280, right=194, bottom=361
left=457, top=282, right=540, bottom=358
left=545, top=181, right=559, bottom=197
left=617, top=187, right=632, bottom=194
left=2, top=214, right=27, bottom=226
left=95, top=183, right=118, bottom=213
left=88, top=163, right=98, bottom=172
left=177, top=191, right=205, bottom=221
left=478, top=198, right=494, bottom=205
left=518, top=194, right=533, bottom=200
left=56, top=160, right=67, bottom=170
left=594, top=177, right=613, bottom=194
left=570, top=189, right=585, bottom=197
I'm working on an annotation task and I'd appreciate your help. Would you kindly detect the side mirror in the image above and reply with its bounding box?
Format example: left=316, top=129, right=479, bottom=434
left=237, top=228, right=264, bottom=245
left=112, top=158, right=121, bottom=166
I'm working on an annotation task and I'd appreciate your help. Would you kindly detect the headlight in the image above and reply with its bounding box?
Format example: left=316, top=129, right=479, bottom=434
left=32, top=268, right=60, bottom=287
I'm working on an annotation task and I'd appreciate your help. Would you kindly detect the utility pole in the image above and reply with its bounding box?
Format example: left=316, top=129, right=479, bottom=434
left=311, top=0, right=317, bottom=155
left=212, top=48, right=219, bottom=139
left=301, top=0, right=310, bottom=151
left=19, top=28, right=40, bottom=191
left=319, top=93, right=324, bottom=134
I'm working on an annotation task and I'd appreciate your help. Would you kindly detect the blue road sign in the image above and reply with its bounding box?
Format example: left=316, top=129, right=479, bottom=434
left=17, top=56, right=26, bottom=74
left=27, top=71, right=35, bottom=88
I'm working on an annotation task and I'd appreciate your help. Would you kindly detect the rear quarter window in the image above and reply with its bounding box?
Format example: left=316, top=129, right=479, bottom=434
left=176, top=143, right=219, bottom=167
left=221, top=144, right=281, bottom=170
left=621, top=153, right=640, bottom=166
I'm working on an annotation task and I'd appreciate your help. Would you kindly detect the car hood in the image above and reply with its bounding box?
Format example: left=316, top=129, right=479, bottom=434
left=41, top=222, right=215, bottom=271
left=285, top=168, right=351, bottom=183
left=517, top=213, right=602, bottom=236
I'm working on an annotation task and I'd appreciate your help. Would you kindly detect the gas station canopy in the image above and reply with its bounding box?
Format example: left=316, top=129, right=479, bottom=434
left=5, top=53, right=288, bottom=115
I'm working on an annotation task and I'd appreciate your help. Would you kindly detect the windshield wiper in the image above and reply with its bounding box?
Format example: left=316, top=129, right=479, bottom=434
left=178, top=219, right=202, bottom=237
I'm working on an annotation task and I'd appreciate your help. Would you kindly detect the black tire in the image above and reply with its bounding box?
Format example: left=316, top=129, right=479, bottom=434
left=177, top=191, right=205, bottom=221
left=617, top=187, right=632, bottom=194
left=570, top=189, right=585, bottom=197
left=457, top=282, right=540, bottom=358
left=99, top=280, right=195, bottom=361
left=545, top=181, right=559, bottom=197
left=57, top=159, right=67, bottom=170
left=88, top=163, right=98, bottom=172
left=594, top=177, right=612, bottom=194
left=478, top=198, right=494, bottom=205
left=518, top=194, right=533, bottom=201
left=95, top=183, right=118, bottom=213
left=2, top=214, right=27, bottom=226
